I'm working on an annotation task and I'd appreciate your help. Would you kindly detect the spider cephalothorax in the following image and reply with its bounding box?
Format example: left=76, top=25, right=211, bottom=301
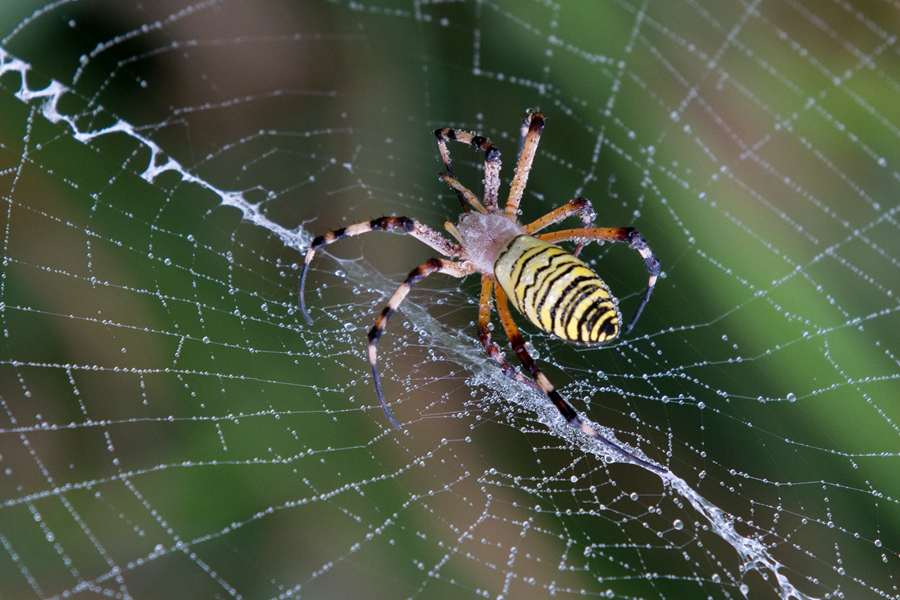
left=300, top=111, right=663, bottom=472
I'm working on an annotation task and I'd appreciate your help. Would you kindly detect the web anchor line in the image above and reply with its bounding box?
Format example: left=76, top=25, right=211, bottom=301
left=0, top=47, right=311, bottom=255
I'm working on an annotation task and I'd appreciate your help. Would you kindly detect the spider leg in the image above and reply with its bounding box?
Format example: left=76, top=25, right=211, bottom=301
left=522, top=197, right=596, bottom=257
left=515, top=110, right=531, bottom=159
left=368, top=258, right=475, bottom=429
left=537, top=227, right=660, bottom=336
left=477, top=276, right=543, bottom=392
left=438, top=173, right=487, bottom=214
left=505, top=111, right=544, bottom=218
left=493, top=285, right=665, bottom=473
left=299, top=216, right=461, bottom=324
left=523, top=198, right=595, bottom=234
left=434, top=127, right=502, bottom=212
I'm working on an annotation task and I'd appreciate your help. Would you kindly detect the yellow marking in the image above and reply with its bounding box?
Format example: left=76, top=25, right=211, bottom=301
left=494, top=235, right=621, bottom=344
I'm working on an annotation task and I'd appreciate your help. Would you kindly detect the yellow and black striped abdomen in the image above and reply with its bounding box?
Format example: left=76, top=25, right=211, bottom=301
left=494, top=235, right=622, bottom=344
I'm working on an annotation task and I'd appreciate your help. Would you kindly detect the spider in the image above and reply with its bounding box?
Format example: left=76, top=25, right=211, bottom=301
left=300, top=111, right=663, bottom=473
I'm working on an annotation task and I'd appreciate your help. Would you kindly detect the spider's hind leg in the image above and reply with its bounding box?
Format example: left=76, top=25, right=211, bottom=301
left=477, top=277, right=543, bottom=394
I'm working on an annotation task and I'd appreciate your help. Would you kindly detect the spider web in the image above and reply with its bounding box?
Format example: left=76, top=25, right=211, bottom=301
left=0, top=1, right=898, bottom=598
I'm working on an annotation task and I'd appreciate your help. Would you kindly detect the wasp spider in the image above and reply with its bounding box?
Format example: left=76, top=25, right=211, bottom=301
left=300, top=112, right=663, bottom=472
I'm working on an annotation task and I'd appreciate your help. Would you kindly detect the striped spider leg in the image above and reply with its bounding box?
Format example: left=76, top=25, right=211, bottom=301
left=299, top=216, right=470, bottom=428
left=435, top=125, right=502, bottom=212
left=505, top=110, right=545, bottom=218
left=366, top=257, right=475, bottom=428
left=523, top=196, right=597, bottom=258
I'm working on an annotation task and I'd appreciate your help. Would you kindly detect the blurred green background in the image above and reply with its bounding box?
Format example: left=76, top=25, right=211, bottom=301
left=0, top=1, right=898, bottom=598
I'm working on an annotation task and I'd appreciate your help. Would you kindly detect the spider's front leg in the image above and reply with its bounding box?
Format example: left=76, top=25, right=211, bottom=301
left=505, top=111, right=544, bottom=218
left=367, top=258, right=475, bottom=429
left=299, top=216, right=461, bottom=323
left=434, top=127, right=502, bottom=211
left=492, top=285, right=666, bottom=473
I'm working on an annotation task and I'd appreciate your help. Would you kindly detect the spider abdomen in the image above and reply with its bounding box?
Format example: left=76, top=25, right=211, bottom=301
left=494, top=235, right=622, bottom=344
